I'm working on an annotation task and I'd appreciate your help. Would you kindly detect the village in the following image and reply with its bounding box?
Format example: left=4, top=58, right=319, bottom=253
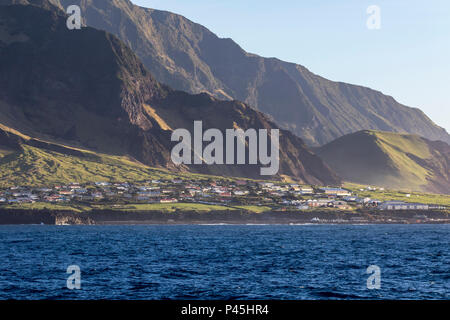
left=0, top=178, right=446, bottom=212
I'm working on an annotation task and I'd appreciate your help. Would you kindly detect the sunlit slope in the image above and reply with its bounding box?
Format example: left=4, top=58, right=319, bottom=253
left=0, top=144, right=183, bottom=187
left=317, top=131, right=450, bottom=194
left=0, top=126, right=253, bottom=187
left=0, top=126, right=183, bottom=187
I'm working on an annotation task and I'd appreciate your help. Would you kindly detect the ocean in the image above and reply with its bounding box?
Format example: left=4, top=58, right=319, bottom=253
left=0, top=225, right=448, bottom=299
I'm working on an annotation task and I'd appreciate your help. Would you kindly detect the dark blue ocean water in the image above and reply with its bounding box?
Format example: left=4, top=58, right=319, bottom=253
left=0, top=224, right=448, bottom=300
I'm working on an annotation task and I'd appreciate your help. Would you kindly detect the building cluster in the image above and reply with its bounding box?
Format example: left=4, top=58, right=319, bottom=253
left=0, top=179, right=446, bottom=211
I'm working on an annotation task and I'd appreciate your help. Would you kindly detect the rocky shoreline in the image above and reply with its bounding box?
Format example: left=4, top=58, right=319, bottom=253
left=0, top=209, right=449, bottom=225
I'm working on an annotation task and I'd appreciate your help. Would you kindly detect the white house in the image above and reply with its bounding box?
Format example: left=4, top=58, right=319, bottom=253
left=321, top=188, right=351, bottom=197
left=378, top=201, right=429, bottom=210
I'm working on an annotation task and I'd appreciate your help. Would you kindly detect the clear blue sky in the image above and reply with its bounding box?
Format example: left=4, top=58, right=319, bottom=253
left=133, top=0, right=450, bottom=132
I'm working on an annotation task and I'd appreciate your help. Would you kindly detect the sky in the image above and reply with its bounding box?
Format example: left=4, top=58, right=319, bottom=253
left=133, top=0, right=450, bottom=132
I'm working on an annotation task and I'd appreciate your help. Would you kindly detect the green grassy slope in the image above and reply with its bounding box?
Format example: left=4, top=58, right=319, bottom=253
left=344, top=183, right=450, bottom=206
left=0, top=125, right=254, bottom=187
left=0, top=144, right=180, bottom=187
left=3, top=202, right=277, bottom=214
left=317, top=130, right=450, bottom=194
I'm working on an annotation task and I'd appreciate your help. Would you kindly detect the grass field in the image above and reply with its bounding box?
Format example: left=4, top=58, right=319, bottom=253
left=98, top=203, right=235, bottom=213
left=2, top=202, right=280, bottom=214
left=345, top=182, right=450, bottom=206
left=318, top=130, right=448, bottom=193
left=0, top=145, right=173, bottom=187
left=0, top=144, right=245, bottom=188
left=4, top=202, right=88, bottom=212
left=231, top=205, right=272, bottom=213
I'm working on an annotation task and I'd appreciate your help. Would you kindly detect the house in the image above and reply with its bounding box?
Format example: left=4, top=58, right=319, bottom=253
left=332, top=200, right=351, bottom=210
left=378, top=201, right=429, bottom=210
left=259, top=182, right=274, bottom=188
left=321, top=188, right=351, bottom=197
left=45, top=195, right=64, bottom=202
left=233, top=190, right=249, bottom=196
left=160, top=198, right=178, bottom=203
left=95, top=182, right=110, bottom=186
left=186, top=189, right=200, bottom=196
left=366, top=199, right=382, bottom=207
left=300, top=187, right=314, bottom=195
left=429, top=205, right=446, bottom=210
left=59, top=190, right=73, bottom=196
left=307, top=199, right=331, bottom=208
left=269, top=191, right=285, bottom=197
left=378, top=201, right=407, bottom=210
left=287, top=199, right=303, bottom=205
left=70, top=187, right=87, bottom=194
left=356, top=197, right=372, bottom=204
left=92, top=192, right=104, bottom=199
left=137, top=191, right=161, bottom=198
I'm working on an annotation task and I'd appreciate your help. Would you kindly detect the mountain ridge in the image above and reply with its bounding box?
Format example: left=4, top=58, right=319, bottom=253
left=316, top=130, right=450, bottom=194
left=16, top=0, right=449, bottom=146
left=0, top=3, right=340, bottom=185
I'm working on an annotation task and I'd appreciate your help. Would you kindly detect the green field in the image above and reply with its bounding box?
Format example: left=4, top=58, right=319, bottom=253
left=98, top=203, right=235, bottom=213
left=345, top=182, right=450, bottom=206
left=2, top=201, right=281, bottom=214
left=3, top=202, right=88, bottom=212
left=232, top=205, right=272, bottom=213
left=2, top=202, right=259, bottom=213
left=0, top=144, right=241, bottom=188
left=318, top=130, right=449, bottom=193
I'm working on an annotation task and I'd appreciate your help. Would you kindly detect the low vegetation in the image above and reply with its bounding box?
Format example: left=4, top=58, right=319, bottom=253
left=345, top=183, right=450, bottom=206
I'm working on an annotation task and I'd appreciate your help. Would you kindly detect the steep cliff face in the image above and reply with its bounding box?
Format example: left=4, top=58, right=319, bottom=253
left=0, top=209, right=94, bottom=225
left=0, top=3, right=170, bottom=164
left=21, top=0, right=450, bottom=146
left=0, top=3, right=340, bottom=184
left=148, top=91, right=339, bottom=183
